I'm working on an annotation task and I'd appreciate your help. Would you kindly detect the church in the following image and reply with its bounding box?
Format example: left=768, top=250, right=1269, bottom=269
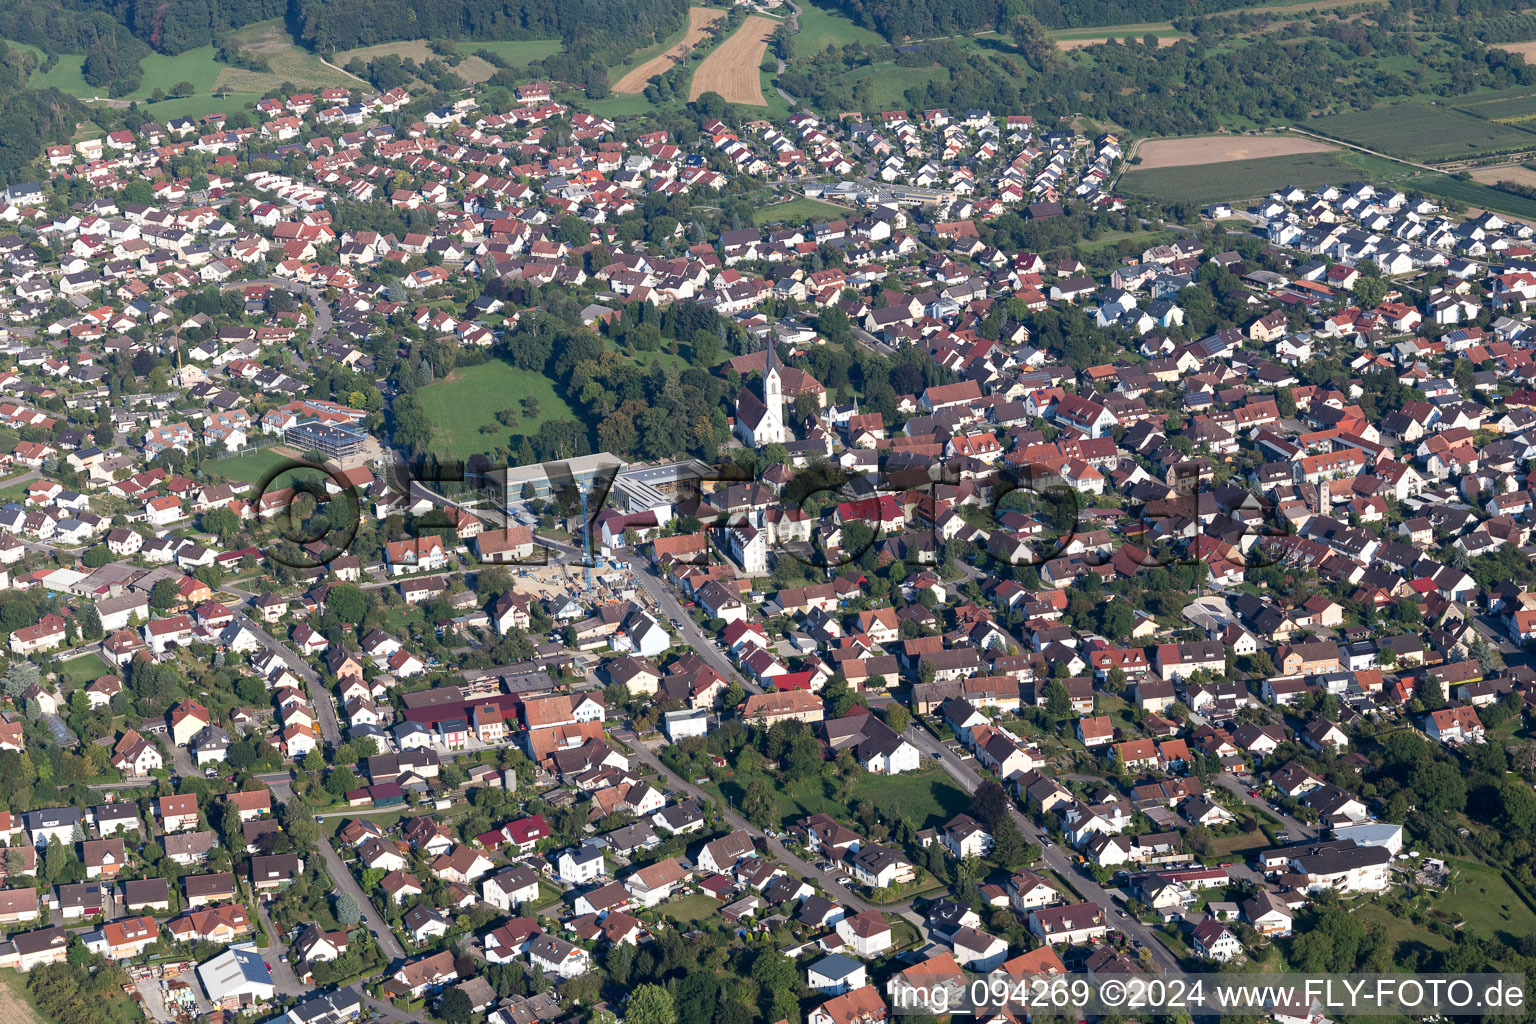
left=733, top=342, right=788, bottom=448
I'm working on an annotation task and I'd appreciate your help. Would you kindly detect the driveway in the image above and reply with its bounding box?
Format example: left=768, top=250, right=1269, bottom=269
left=902, top=723, right=1183, bottom=974
left=624, top=736, right=929, bottom=933
left=230, top=610, right=342, bottom=745
left=312, top=830, right=405, bottom=961
left=254, top=902, right=308, bottom=997
left=1214, top=773, right=1315, bottom=841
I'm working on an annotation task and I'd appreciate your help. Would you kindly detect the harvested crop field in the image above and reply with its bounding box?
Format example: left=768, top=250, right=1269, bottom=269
left=1135, top=134, right=1336, bottom=168
left=1469, top=164, right=1536, bottom=189
left=691, top=15, right=779, bottom=104
left=615, top=7, right=727, bottom=93
left=1494, top=41, right=1536, bottom=61
left=1056, top=33, right=1182, bottom=49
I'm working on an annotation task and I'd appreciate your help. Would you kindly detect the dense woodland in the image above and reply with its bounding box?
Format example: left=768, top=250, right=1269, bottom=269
left=293, top=0, right=685, bottom=62
left=780, top=13, right=1536, bottom=135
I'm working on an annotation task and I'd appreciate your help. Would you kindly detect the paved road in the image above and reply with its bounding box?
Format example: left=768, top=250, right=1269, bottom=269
left=264, top=774, right=405, bottom=963
left=221, top=277, right=334, bottom=345
left=623, top=734, right=936, bottom=934
left=536, top=532, right=765, bottom=697
left=255, top=901, right=309, bottom=997
left=231, top=609, right=342, bottom=745
left=902, top=724, right=1183, bottom=974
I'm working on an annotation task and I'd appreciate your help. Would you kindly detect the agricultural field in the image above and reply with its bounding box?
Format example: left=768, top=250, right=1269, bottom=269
left=1492, top=40, right=1536, bottom=63
left=1310, top=104, right=1536, bottom=162
left=1054, top=28, right=1184, bottom=49
left=1120, top=150, right=1368, bottom=204
left=1135, top=133, right=1336, bottom=168
left=336, top=38, right=562, bottom=85
left=1453, top=85, right=1536, bottom=123
left=614, top=6, right=727, bottom=94
left=690, top=14, right=780, bottom=104
left=416, top=359, right=581, bottom=460
left=1409, top=172, right=1536, bottom=221
left=794, top=0, right=883, bottom=51
left=1469, top=163, right=1536, bottom=188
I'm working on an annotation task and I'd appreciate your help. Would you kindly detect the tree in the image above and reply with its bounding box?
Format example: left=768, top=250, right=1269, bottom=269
left=80, top=605, right=103, bottom=641
left=991, top=814, right=1027, bottom=870
left=1043, top=678, right=1072, bottom=717
left=1098, top=600, right=1134, bottom=641
left=627, top=985, right=677, bottom=1024
left=970, top=780, right=1010, bottom=828
left=150, top=578, right=180, bottom=612
left=1354, top=274, right=1388, bottom=309
left=605, top=941, right=634, bottom=984
left=440, top=988, right=473, bottom=1024
left=81, top=545, right=111, bottom=568
left=884, top=702, right=910, bottom=733
left=327, top=583, right=368, bottom=623
left=3, top=660, right=39, bottom=698
left=336, top=892, right=361, bottom=926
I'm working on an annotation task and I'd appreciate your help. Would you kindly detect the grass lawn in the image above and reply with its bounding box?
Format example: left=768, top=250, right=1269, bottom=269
left=835, top=61, right=947, bottom=110
left=205, top=447, right=313, bottom=489
left=321, top=808, right=410, bottom=837
left=1352, top=902, right=1451, bottom=960
left=27, top=43, right=231, bottom=104
left=795, top=0, right=884, bottom=51
left=58, top=653, right=110, bottom=686
left=465, top=39, right=566, bottom=66
left=1444, top=858, right=1536, bottom=944
left=415, top=359, right=582, bottom=460
left=573, top=92, right=658, bottom=118
left=717, top=765, right=971, bottom=831
left=662, top=891, right=720, bottom=923
left=890, top=918, right=922, bottom=950
left=753, top=195, right=848, bottom=225
left=1206, top=830, right=1271, bottom=862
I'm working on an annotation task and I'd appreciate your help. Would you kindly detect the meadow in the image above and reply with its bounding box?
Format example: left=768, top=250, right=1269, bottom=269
left=795, top=0, right=884, bottom=51
left=1119, top=151, right=1368, bottom=204
left=335, top=38, right=562, bottom=86
left=416, top=359, right=580, bottom=460
left=218, top=19, right=361, bottom=93
left=752, top=195, right=848, bottom=225
left=1310, top=104, right=1536, bottom=162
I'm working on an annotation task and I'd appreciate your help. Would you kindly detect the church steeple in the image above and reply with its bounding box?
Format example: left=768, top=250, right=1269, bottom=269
left=756, top=339, right=785, bottom=445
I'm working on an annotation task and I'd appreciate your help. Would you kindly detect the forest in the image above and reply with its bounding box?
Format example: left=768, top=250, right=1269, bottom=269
left=779, top=14, right=1536, bottom=136
left=293, top=0, right=685, bottom=63
left=820, top=0, right=1536, bottom=35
